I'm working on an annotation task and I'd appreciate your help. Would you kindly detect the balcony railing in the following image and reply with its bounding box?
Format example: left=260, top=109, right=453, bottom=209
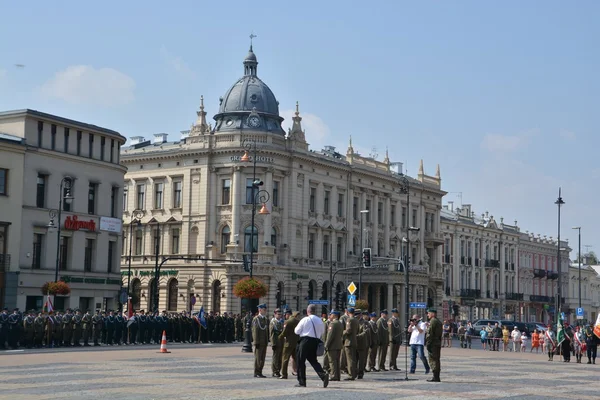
left=505, top=293, right=524, bottom=301
left=485, top=290, right=499, bottom=299
left=460, top=289, right=481, bottom=298
left=485, top=259, right=500, bottom=268
left=533, top=268, right=547, bottom=278
left=530, top=295, right=552, bottom=303
left=0, top=254, right=9, bottom=272
left=547, top=271, right=559, bottom=280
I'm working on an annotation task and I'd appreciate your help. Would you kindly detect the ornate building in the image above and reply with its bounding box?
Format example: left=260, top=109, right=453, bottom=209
left=120, top=45, right=446, bottom=321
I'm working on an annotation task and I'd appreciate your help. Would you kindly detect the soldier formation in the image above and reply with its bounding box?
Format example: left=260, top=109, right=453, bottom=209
left=0, top=307, right=245, bottom=350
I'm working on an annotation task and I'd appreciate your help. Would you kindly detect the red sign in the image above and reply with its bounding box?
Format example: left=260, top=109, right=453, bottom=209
left=64, top=215, right=96, bottom=232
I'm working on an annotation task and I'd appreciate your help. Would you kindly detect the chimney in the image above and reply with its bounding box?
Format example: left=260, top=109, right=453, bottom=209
left=130, top=136, right=145, bottom=145
left=448, top=201, right=454, bottom=212
left=462, top=204, right=471, bottom=217
left=180, top=130, right=190, bottom=141
left=154, top=133, right=168, bottom=144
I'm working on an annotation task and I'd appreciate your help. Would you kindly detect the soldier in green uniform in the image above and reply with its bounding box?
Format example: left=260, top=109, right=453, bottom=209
left=425, top=308, right=443, bottom=382
left=279, top=310, right=300, bottom=379
left=356, top=310, right=370, bottom=379
left=34, top=312, right=45, bottom=348
left=54, top=311, right=63, bottom=347
left=322, top=312, right=333, bottom=374
left=367, top=312, right=379, bottom=371
left=92, top=310, right=103, bottom=346
left=23, top=310, right=35, bottom=348
left=72, top=309, right=83, bottom=346
left=269, top=308, right=284, bottom=377
left=325, top=310, right=343, bottom=381
left=82, top=310, right=92, bottom=346
left=377, top=310, right=389, bottom=371
left=252, top=304, right=269, bottom=378
left=388, top=308, right=402, bottom=370
left=343, top=307, right=359, bottom=381
left=339, top=308, right=349, bottom=374
left=62, top=308, right=73, bottom=347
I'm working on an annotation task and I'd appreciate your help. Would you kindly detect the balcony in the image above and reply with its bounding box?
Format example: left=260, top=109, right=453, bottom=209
left=484, top=259, right=500, bottom=268
left=460, top=289, right=481, bottom=298
left=547, top=271, right=559, bottom=280
left=424, top=231, right=444, bottom=246
left=533, top=268, right=547, bottom=278
left=485, top=290, right=499, bottom=299
left=505, top=293, right=524, bottom=301
left=0, top=254, right=9, bottom=272
left=530, top=295, right=552, bottom=303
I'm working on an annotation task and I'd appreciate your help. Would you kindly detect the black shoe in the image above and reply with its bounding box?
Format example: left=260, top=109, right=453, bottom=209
left=427, top=378, right=440, bottom=382
left=272, top=373, right=281, bottom=377
left=343, top=377, right=355, bottom=381
left=279, top=376, right=287, bottom=379
left=322, top=373, right=329, bottom=388
left=294, top=383, right=306, bottom=387
left=357, top=376, right=363, bottom=380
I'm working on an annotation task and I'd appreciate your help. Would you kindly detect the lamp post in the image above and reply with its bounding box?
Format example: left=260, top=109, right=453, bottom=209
left=572, top=226, right=581, bottom=309
left=359, top=209, right=369, bottom=300
left=152, top=221, right=161, bottom=313
left=397, top=174, right=412, bottom=328
left=555, top=188, right=565, bottom=321
left=46, top=177, right=74, bottom=284
left=127, top=209, right=144, bottom=310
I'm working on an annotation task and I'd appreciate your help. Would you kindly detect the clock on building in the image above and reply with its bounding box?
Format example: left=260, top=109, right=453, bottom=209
left=247, top=115, right=261, bottom=128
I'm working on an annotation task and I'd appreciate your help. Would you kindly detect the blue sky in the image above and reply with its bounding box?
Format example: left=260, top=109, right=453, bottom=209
left=1, top=1, right=598, bottom=256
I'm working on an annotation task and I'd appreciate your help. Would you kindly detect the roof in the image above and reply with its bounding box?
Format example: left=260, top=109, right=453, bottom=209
left=0, top=109, right=125, bottom=141
left=0, top=132, right=25, bottom=143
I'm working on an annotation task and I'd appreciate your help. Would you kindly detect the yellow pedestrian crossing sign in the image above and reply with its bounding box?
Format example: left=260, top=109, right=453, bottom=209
left=347, top=282, right=357, bottom=295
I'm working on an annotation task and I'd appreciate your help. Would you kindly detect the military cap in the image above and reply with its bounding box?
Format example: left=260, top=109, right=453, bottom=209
left=29, top=309, right=36, bottom=314
left=426, top=307, right=437, bottom=313
left=2, top=307, right=8, bottom=311
left=162, top=310, right=167, bottom=313
left=380, top=309, right=388, bottom=314
left=330, top=310, right=340, bottom=316
left=391, top=308, right=399, bottom=313
left=257, top=304, right=267, bottom=309
left=347, top=307, right=355, bottom=314
left=274, top=308, right=281, bottom=313
left=13, top=308, right=19, bottom=312
left=284, top=309, right=292, bottom=315
left=370, top=312, right=377, bottom=317
left=362, top=310, right=369, bottom=315
left=291, top=311, right=300, bottom=317
left=354, top=309, right=362, bottom=314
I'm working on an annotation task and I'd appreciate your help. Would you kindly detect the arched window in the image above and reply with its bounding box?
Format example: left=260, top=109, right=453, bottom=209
left=221, top=226, right=231, bottom=254
left=271, top=228, right=277, bottom=248
left=244, top=226, right=258, bottom=252
left=131, top=279, right=142, bottom=310
left=168, top=279, right=178, bottom=311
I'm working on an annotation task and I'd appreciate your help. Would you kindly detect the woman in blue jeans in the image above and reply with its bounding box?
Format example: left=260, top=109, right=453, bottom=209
left=407, top=314, right=430, bottom=374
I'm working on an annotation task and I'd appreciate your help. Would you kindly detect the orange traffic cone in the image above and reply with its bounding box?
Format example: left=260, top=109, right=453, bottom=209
left=157, top=330, right=171, bottom=354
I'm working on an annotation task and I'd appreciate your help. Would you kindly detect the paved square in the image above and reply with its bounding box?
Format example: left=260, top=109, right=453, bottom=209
left=0, top=345, right=599, bottom=399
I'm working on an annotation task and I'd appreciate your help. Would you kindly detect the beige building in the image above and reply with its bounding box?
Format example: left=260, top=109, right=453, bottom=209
left=566, top=263, right=600, bottom=323
left=0, top=109, right=127, bottom=311
left=120, top=46, right=446, bottom=322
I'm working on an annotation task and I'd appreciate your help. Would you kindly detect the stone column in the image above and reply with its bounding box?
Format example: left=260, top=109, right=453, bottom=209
left=387, top=283, right=394, bottom=312
left=372, top=193, right=379, bottom=253
left=231, top=167, right=242, bottom=240
left=384, top=196, right=391, bottom=256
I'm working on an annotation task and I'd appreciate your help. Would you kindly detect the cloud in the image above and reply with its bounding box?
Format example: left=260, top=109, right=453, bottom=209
left=559, top=130, right=576, bottom=141
left=281, top=109, right=331, bottom=146
left=40, top=65, right=135, bottom=107
left=160, top=46, right=196, bottom=79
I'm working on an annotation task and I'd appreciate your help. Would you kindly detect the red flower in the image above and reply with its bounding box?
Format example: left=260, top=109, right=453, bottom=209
left=233, top=277, right=268, bottom=299
left=41, top=281, right=71, bottom=296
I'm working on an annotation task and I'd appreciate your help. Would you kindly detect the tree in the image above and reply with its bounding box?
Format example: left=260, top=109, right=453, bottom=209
left=575, top=251, right=598, bottom=265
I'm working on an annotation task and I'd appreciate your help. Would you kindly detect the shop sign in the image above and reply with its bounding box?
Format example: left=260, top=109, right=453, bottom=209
left=291, top=272, right=309, bottom=280
left=230, top=155, right=274, bottom=164
left=64, top=215, right=96, bottom=232
left=139, top=270, right=178, bottom=277
left=61, top=275, right=122, bottom=285
left=100, top=216, right=122, bottom=233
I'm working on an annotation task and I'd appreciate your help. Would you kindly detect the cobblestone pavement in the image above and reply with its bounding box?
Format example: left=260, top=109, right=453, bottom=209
left=1, top=343, right=599, bottom=400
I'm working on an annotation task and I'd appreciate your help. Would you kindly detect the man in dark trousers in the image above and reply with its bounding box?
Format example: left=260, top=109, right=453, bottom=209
left=425, top=308, right=443, bottom=382
left=279, top=310, right=300, bottom=379
left=294, top=304, right=329, bottom=388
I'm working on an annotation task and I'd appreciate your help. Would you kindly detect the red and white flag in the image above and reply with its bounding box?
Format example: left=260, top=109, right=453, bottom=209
left=45, top=295, right=54, bottom=313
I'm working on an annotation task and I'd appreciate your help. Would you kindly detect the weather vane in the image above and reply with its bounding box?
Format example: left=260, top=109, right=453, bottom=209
left=250, top=32, right=257, bottom=47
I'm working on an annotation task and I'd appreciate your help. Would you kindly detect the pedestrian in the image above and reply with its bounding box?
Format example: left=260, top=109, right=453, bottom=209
left=252, top=304, right=269, bottom=378
left=511, top=327, right=521, bottom=352
left=479, top=327, right=488, bottom=351
left=585, top=325, right=598, bottom=364
left=531, top=329, right=540, bottom=353
left=342, top=307, right=358, bottom=381
left=502, top=325, right=509, bottom=352
left=408, top=314, right=430, bottom=374
left=376, top=310, right=389, bottom=371
left=293, top=304, right=329, bottom=388
left=573, top=325, right=585, bottom=363
left=367, top=312, right=379, bottom=372
left=425, top=308, right=442, bottom=383
left=544, top=324, right=556, bottom=361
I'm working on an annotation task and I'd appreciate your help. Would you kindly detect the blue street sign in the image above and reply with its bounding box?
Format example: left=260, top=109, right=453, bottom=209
left=309, top=299, right=329, bottom=305
left=347, top=295, right=356, bottom=307
left=576, top=307, right=584, bottom=319
left=410, top=302, right=427, bottom=309
left=560, top=312, right=566, bottom=320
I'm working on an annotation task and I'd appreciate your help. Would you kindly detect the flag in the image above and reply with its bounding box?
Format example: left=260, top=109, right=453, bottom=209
left=195, top=305, right=207, bottom=329
left=594, top=314, right=600, bottom=339
left=556, top=317, right=565, bottom=346
left=45, top=295, right=54, bottom=313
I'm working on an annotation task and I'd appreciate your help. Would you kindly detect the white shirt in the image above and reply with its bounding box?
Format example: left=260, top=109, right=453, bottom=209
left=294, top=314, right=325, bottom=339
left=511, top=330, right=521, bottom=341
left=408, top=321, right=427, bottom=345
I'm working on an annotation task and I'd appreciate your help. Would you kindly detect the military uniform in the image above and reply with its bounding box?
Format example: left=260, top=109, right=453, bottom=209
left=23, top=312, right=35, bottom=348
left=34, top=313, right=45, bottom=348
left=62, top=309, right=73, bottom=346
left=339, top=311, right=349, bottom=374
left=54, top=313, right=63, bottom=347
left=425, top=308, right=443, bottom=382
left=72, top=310, right=83, bottom=346
left=269, top=310, right=284, bottom=377
left=92, top=311, right=103, bottom=346
left=82, top=311, right=92, bottom=346
left=0, top=308, right=9, bottom=349
left=356, top=311, right=370, bottom=378
left=279, top=311, right=300, bottom=378
left=325, top=310, right=343, bottom=381
left=377, top=310, right=389, bottom=371
left=367, top=313, right=379, bottom=371
left=252, top=304, right=270, bottom=377
left=115, top=312, right=125, bottom=345
left=388, top=309, right=402, bottom=370
left=343, top=309, right=359, bottom=380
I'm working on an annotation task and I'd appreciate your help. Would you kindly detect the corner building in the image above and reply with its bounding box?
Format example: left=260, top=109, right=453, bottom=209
left=121, top=47, right=446, bottom=322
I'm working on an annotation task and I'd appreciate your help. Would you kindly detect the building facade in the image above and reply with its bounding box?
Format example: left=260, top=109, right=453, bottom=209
left=120, top=46, right=447, bottom=322
left=566, top=263, right=600, bottom=323
left=0, top=109, right=127, bottom=311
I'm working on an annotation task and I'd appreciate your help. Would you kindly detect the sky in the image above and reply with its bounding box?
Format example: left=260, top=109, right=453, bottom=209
left=1, top=1, right=598, bottom=257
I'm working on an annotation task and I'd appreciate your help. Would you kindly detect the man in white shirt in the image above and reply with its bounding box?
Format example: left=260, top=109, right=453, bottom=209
left=294, top=304, right=329, bottom=388
left=408, top=314, right=430, bottom=374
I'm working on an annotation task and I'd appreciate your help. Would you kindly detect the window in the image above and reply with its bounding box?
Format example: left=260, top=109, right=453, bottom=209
left=110, top=139, right=115, bottom=163
left=153, top=228, right=161, bottom=252
left=0, top=169, right=7, bottom=195
left=353, top=196, right=358, bottom=219
left=244, top=226, right=258, bottom=252
left=64, top=128, right=70, bottom=153
left=123, top=186, right=128, bottom=211
left=377, top=201, right=383, bottom=222
left=84, top=239, right=94, bottom=272
left=135, top=229, right=143, bottom=255
left=270, top=228, right=277, bottom=248
left=88, top=183, right=97, bottom=214
left=221, top=226, right=230, bottom=253
left=37, top=121, right=43, bottom=147
left=168, top=279, right=178, bottom=311
left=308, top=233, right=315, bottom=259
left=63, top=180, right=72, bottom=212
left=401, top=207, right=407, bottom=228
left=336, top=239, right=342, bottom=261
left=324, top=190, right=330, bottom=214
left=100, top=137, right=106, bottom=161
left=246, top=178, right=255, bottom=204
left=136, top=184, right=145, bottom=209
left=272, top=181, right=279, bottom=207
left=365, top=200, right=371, bottom=222
left=110, top=187, right=118, bottom=217
left=391, top=205, right=396, bottom=226
left=412, top=208, right=417, bottom=227
left=171, top=228, right=180, bottom=254
left=337, top=193, right=344, bottom=217
left=59, top=237, right=69, bottom=270
left=323, top=235, right=329, bottom=260
left=88, top=133, right=94, bottom=158
left=76, top=131, right=82, bottom=156
left=107, top=241, right=115, bottom=273
left=173, top=181, right=182, bottom=208
left=154, top=183, right=163, bottom=209
left=32, top=234, right=43, bottom=269
left=309, top=187, right=316, bottom=212
left=222, top=179, right=231, bottom=205
left=51, top=124, right=57, bottom=150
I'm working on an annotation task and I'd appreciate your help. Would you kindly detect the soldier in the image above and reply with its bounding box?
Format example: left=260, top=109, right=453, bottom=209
left=23, top=310, right=35, bottom=348
left=101, top=311, right=108, bottom=344
left=270, top=308, right=284, bottom=377
left=377, top=310, right=389, bottom=371
left=54, top=311, right=63, bottom=347
left=106, top=310, right=116, bottom=345
left=367, top=312, right=379, bottom=372
left=62, top=308, right=73, bottom=347
left=236, top=313, right=243, bottom=342
left=279, top=310, right=300, bottom=379
left=92, top=310, right=103, bottom=346
left=322, top=312, right=332, bottom=374
left=388, top=308, right=402, bottom=370
left=7, top=308, right=20, bottom=349
left=325, top=310, right=343, bottom=381
left=45, top=311, right=55, bottom=348
left=34, top=312, right=45, bottom=348
left=115, top=310, right=125, bottom=345
left=252, top=304, right=269, bottom=378
left=339, top=308, right=349, bottom=374
left=138, top=310, right=147, bottom=344
left=72, top=309, right=83, bottom=346
left=343, top=307, right=359, bottom=381
left=128, top=310, right=138, bottom=344
left=425, top=307, right=443, bottom=382
left=356, top=310, right=370, bottom=378
left=0, top=307, right=9, bottom=349
left=81, top=310, right=92, bottom=346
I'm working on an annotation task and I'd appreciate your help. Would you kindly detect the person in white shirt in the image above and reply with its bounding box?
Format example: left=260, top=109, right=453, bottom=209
left=293, top=304, right=329, bottom=388
left=408, top=314, right=430, bottom=374
left=511, top=327, right=521, bottom=352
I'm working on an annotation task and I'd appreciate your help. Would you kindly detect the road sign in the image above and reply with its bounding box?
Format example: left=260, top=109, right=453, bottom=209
left=119, top=290, right=128, bottom=304
left=347, top=295, right=356, bottom=307
left=309, top=300, right=329, bottom=305
left=410, top=302, right=427, bottom=309
left=560, top=312, right=566, bottom=320
left=347, top=282, right=357, bottom=295
left=576, top=307, right=584, bottom=319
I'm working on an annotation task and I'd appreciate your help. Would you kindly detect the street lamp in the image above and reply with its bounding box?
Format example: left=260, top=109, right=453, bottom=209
left=572, top=226, right=581, bottom=309
left=46, top=177, right=74, bottom=284
left=359, top=209, right=369, bottom=299
left=555, top=188, right=565, bottom=321
left=127, top=209, right=145, bottom=311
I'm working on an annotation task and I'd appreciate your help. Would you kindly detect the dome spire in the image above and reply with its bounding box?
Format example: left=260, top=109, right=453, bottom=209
left=347, top=135, right=354, bottom=155
left=288, top=101, right=305, bottom=141
left=244, top=34, right=258, bottom=76
left=191, top=95, right=208, bottom=135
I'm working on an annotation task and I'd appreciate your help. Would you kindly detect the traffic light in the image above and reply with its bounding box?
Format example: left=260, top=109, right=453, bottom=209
left=362, top=248, right=372, bottom=267
left=243, top=254, right=250, bottom=272
left=452, top=304, right=460, bottom=316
